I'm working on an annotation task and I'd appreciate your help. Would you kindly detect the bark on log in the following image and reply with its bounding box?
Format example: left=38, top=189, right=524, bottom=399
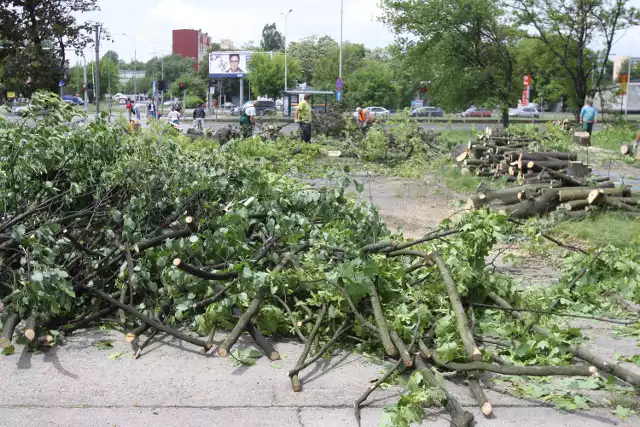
left=432, top=357, right=597, bottom=376
left=500, top=190, right=560, bottom=219
left=173, top=258, right=238, bottom=280
left=561, top=200, right=589, bottom=211
left=370, top=278, right=396, bottom=357
left=527, top=160, right=569, bottom=172
left=61, top=306, right=117, bottom=334
left=133, top=328, right=159, bottom=360
left=290, top=304, right=326, bottom=392
left=126, top=322, right=152, bottom=343
left=245, top=321, right=280, bottom=361
left=389, top=330, right=413, bottom=367
left=354, top=359, right=403, bottom=427
left=414, top=358, right=474, bottom=427
left=434, top=253, right=481, bottom=361
left=24, top=315, right=37, bottom=342
left=84, top=287, right=212, bottom=350
left=488, top=292, right=640, bottom=389
left=602, top=196, right=640, bottom=212
left=542, top=167, right=583, bottom=187
left=558, top=187, right=631, bottom=202
left=0, top=313, right=19, bottom=348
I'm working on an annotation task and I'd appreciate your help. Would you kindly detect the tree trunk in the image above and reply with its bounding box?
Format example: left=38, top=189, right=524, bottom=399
left=558, top=187, right=631, bottom=202
left=500, top=190, right=560, bottom=219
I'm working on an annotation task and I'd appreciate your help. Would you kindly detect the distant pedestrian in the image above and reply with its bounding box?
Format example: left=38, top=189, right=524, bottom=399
left=579, top=99, right=597, bottom=135
left=148, top=101, right=157, bottom=120
left=240, top=101, right=256, bottom=138
left=134, top=101, right=141, bottom=120
left=126, top=99, right=133, bottom=121
left=167, top=107, right=180, bottom=124
left=296, top=94, right=312, bottom=143
left=193, top=103, right=205, bottom=130
left=356, top=106, right=370, bottom=137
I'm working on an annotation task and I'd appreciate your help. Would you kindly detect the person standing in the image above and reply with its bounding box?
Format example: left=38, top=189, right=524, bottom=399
left=240, top=101, right=256, bottom=138
left=126, top=99, right=133, bottom=121
left=167, top=107, right=180, bottom=124
left=193, top=103, right=205, bottom=131
left=148, top=101, right=157, bottom=120
left=296, top=94, right=312, bottom=143
left=356, top=107, right=369, bottom=137
left=579, top=99, right=597, bottom=135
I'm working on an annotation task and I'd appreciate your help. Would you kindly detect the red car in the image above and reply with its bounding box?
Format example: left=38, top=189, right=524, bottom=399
left=462, top=107, right=493, bottom=117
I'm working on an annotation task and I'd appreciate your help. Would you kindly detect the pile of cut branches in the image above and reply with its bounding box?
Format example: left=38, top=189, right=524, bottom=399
left=1, top=93, right=639, bottom=427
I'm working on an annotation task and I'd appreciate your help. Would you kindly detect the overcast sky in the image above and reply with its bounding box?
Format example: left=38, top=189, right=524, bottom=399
left=70, top=0, right=640, bottom=64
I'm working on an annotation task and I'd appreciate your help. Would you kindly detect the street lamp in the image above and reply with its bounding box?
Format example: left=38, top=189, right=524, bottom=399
left=282, top=9, right=293, bottom=92
left=339, top=0, right=343, bottom=80
left=116, top=33, right=137, bottom=98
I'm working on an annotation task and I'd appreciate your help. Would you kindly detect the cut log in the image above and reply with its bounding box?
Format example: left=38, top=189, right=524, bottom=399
left=500, top=190, right=560, bottom=219
left=414, top=358, right=474, bottom=427
left=541, top=167, right=583, bottom=187
left=587, top=189, right=605, bottom=206
left=434, top=253, right=481, bottom=362
left=527, top=160, right=569, bottom=172
left=602, top=195, right=640, bottom=212
left=561, top=200, right=589, bottom=211
left=370, top=279, right=397, bottom=357
left=456, top=150, right=470, bottom=163
left=0, top=313, right=19, bottom=348
left=596, top=181, right=615, bottom=189
left=621, top=144, right=633, bottom=155
left=558, top=187, right=631, bottom=202
left=464, top=159, right=491, bottom=167
left=573, top=131, right=590, bottom=146
left=566, top=161, right=590, bottom=177
left=245, top=321, right=280, bottom=361
left=489, top=292, right=640, bottom=389
left=432, top=356, right=597, bottom=376
left=24, top=315, right=37, bottom=342
left=126, top=323, right=152, bottom=343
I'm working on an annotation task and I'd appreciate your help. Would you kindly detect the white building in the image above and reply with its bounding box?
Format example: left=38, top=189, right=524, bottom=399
left=119, top=69, right=146, bottom=84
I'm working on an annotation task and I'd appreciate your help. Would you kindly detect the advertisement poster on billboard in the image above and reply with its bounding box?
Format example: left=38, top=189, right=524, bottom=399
left=209, top=51, right=253, bottom=77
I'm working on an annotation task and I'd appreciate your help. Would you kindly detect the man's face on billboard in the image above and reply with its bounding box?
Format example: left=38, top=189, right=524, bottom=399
left=230, top=55, right=240, bottom=72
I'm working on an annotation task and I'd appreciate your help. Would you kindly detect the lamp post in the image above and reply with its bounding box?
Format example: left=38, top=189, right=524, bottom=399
left=117, top=33, right=137, bottom=99
left=339, top=0, right=343, bottom=80
left=282, top=9, right=293, bottom=93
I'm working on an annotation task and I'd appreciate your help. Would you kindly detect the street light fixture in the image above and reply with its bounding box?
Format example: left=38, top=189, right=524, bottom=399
left=282, top=9, right=293, bottom=93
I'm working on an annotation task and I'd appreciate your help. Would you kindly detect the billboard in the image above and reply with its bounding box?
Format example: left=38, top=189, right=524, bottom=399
left=209, top=51, right=253, bottom=78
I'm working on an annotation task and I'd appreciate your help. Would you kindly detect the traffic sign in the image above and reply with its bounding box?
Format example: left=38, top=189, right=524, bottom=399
left=336, top=90, right=342, bottom=101
left=523, top=74, right=531, bottom=87
left=336, top=78, right=343, bottom=91
left=619, top=73, right=629, bottom=95
left=58, top=80, right=66, bottom=87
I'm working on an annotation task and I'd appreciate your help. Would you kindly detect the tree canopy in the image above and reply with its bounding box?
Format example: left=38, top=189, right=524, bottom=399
left=247, top=53, right=301, bottom=100
left=260, top=23, right=285, bottom=52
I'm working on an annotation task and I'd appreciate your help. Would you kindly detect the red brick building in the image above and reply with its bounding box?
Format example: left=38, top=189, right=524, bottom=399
left=172, top=29, right=212, bottom=71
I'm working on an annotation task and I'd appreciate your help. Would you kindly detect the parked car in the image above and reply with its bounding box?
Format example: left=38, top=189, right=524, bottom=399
left=366, top=106, right=391, bottom=117
left=460, top=107, right=493, bottom=117
left=232, top=100, right=277, bottom=116
left=410, top=106, right=445, bottom=117
left=509, top=106, right=540, bottom=118
left=62, top=95, right=84, bottom=106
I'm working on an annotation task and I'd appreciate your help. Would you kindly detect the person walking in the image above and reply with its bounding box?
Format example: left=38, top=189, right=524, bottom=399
left=126, top=99, right=133, bottom=121
left=133, top=101, right=141, bottom=121
left=148, top=101, right=157, bottom=120
left=579, top=99, right=597, bottom=135
left=193, top=103, right=206, bottom=131
left=239, top=101, right=256, bottom=138
left=296, top=94, right=312, bottom=143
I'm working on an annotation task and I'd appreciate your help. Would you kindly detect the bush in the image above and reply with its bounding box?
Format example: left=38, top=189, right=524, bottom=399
left=185, top=95, right=205, bottom=109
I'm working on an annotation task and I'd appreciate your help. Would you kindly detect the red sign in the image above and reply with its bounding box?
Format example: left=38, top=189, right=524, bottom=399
left=523, top=75, right=531, bottom=87
left=619, top=73, right=629, bottom=95
left=522, top=89, right=529, bottom=106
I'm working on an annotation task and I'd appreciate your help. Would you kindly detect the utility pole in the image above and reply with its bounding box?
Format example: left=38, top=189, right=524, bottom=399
left=83, top=55, right=88, bottom=113
left=282, top=9, right=293, bottom=93
left=94, top=24, right=102, bottom=116
left=339, top=0, right=343, bottom=80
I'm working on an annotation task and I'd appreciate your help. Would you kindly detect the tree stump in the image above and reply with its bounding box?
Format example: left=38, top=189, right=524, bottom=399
left=573, top=131, right=590, bottom=146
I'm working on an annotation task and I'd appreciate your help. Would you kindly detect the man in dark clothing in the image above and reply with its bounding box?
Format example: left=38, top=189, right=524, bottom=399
left=193, top=104, right=205, bottom=131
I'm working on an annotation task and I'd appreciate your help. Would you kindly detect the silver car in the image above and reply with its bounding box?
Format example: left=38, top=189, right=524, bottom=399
left=511, top=106, right=540, bottom=118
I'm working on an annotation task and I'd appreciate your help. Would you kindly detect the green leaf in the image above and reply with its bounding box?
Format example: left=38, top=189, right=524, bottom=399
left=355, top=180, right=364, bottom=193
left=108, top=352, right=125, bottom=360
left=92, top=339, right=113, bottom=350
left=1, top=345, right=15, bottom=356
left=612, top=405, right=637, bottom=420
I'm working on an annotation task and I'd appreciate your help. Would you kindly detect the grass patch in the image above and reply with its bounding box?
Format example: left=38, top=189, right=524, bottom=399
left=591, top=124, right=637, bottom=151
left=556, top=212, right=640, bottom=248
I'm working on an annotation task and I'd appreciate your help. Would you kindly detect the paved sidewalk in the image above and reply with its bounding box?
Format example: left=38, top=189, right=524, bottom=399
left=1, top=329, right=638, bottom=427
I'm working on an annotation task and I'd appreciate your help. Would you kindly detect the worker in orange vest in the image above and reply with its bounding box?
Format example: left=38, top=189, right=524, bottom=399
left=356, top=107, right=369, bottom=136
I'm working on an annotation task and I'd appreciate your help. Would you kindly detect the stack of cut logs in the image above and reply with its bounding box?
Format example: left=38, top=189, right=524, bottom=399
left=458, top=135, right=639, bottom=219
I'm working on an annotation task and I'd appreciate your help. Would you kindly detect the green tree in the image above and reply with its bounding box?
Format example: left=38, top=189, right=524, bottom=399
left=103, top=50, right=119, bottom=64
left=247, top=53, right=301, bottom=100
left=0, top=0, right=99, bottom=94
left=345, top=61, right=401, bottom=109
left=260, top=23, right=285, bottom=52
left=312, top=43, right=366, bottom=90
left=288, top=35, right=339, bottom=84
left=509, top=0, right=640, bottom=114
left=382, top=0, right=518, bottom=124
left=168, top=72, right=207, bottom=99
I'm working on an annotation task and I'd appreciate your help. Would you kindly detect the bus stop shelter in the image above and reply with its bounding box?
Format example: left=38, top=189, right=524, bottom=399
left=283, top=89, right=335, bottom=117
